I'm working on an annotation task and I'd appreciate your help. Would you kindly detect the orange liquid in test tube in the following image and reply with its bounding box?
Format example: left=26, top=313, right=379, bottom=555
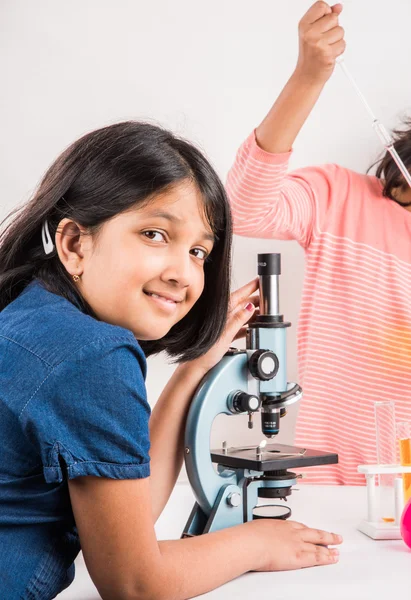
left=399, top=437, right=411, bottom=503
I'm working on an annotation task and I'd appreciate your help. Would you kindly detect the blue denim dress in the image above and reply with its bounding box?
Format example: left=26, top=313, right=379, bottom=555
left=0, top=280, right=151, bottom=599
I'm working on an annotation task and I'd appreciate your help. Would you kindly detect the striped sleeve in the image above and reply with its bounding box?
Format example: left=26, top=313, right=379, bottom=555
left=226, top=131, right=338, bottom=249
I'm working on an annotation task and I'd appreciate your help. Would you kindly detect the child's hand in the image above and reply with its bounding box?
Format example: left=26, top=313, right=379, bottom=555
left=254, top=518, right=342, bottom=571
left=188, top=278, right=259, bottom=375
left=294, top=1, right=345, bottom=85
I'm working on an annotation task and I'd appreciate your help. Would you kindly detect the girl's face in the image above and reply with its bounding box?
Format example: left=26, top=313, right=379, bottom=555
left=73, top=182, right=215, bottom=340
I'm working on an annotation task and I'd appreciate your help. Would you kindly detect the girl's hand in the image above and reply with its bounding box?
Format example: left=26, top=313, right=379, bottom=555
left=294, top=1, right=345, bottom=86
left=254, top=519, right=342, bottom=571
left=188, top=278, right=259, bottom=375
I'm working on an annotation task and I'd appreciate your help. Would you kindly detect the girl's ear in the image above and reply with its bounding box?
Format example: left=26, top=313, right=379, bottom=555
left=55, top=218, right=89, bottom=278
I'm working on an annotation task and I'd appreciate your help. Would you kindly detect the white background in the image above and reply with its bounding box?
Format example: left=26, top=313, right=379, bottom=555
left=1, top=0, right=411, bottom=479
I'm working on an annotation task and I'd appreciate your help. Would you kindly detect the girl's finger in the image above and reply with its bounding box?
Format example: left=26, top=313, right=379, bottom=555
left=233, top=326, right=248, bottom=341
left=330, top=38, right=346, bottom=58
left=226, top=301, right=256, bottom=341
left=301, top=528, right=343, bottom=546
left=230, top=291, right=260, bottom=316
left=290, top=521, right=307, bottom=530
left=230, top=278, right=259, bottom=307
left=247, top=293, right=260, bottom=307
left=300, top=545, right=339, bottom=567
left=322, top=25, right=344, bottom=45
left=232, top=300, right=262, bottom=340
left=309, top=11, right=339, bottom=35
left=301, top=1, right=332, bottom=27
left=232, top=295, right=260, bottom=312
left=331, top=3, right=343, bottom=15
left=232, top=293, right=260, bottom=310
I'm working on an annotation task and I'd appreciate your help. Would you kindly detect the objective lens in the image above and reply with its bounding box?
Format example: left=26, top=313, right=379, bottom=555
left=261, top=409, right=280, bottom=436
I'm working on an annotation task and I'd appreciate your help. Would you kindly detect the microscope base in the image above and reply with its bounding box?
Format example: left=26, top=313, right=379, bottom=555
left=182, top=443, right=338, bottom=538
left=182, top=484, right=244, bottom=538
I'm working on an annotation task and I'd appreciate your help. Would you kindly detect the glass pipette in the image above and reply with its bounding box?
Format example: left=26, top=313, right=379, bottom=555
left=336, top=56, right=411, bottom=190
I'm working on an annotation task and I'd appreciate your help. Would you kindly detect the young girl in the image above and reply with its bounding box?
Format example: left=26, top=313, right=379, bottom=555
left=0, top=121, right=341, bottom=599
left=227, top=1, right=411, bottom=485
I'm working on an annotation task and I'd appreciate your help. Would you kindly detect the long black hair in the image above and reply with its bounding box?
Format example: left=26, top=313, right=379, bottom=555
left=0, top=121, right=232, bottom=361
left=370, top=118, right=411, bottom=205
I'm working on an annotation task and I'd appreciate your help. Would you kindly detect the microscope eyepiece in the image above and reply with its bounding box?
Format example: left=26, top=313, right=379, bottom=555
left=256, top=253, right=282, bottom=318
left=257, top=253, right=281, bottom=276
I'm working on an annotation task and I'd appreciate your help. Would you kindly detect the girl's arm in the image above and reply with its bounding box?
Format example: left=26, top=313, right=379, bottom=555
left=68, top=474, right=341, bottom=600
left=67, top=280, right=342, bottom=599
left=148, top=361, right=210, bottom=521
left=148, top=278, right=259, bottom=522
left=226, top=2, right=346, bottom=247
left=256, top=1, right=344, bottom=154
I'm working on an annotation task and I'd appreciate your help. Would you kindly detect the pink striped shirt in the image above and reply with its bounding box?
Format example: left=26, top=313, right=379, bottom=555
left=227, top=131, right=411, bottom=485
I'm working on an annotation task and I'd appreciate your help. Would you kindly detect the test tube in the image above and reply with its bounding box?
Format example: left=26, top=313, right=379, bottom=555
left=374, top=401, right=396, bottom=521
left=397, top=421, right=411, bottom=504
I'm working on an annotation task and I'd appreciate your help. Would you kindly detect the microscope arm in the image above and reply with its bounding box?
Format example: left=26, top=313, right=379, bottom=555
left=184, top=351, right=249, bottom=515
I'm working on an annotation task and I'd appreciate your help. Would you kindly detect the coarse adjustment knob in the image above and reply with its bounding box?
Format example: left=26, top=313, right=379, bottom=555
left=227, top=492, right=241, bottom=507
left=232, top=392, right=261, bottom=413
left=249, top=350, right=279, bottom=381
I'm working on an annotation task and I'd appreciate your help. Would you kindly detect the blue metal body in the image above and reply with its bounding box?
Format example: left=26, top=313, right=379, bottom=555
left=183, top=323, right=295, bottom=534
left=257, top=327, right=286, bottom=395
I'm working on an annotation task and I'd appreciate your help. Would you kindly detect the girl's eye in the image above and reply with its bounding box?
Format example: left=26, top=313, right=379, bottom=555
left=142, top=230, right=166, bottom=242
left=191, top=247, right=208, bottom=260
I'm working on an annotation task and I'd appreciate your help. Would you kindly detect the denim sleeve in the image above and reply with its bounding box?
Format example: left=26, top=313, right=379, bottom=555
left=20, top=335, right=151, bottom=483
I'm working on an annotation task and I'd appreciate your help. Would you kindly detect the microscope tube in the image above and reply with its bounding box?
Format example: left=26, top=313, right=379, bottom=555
left=259, top=275, right=279, bottom=316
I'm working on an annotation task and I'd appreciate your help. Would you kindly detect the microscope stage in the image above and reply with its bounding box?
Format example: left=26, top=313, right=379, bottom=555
left=211, top=443, right=338, bottom=472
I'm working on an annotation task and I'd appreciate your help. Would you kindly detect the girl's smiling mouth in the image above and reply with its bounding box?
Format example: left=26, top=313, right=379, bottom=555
left=143, top=289, right=184, bottom=312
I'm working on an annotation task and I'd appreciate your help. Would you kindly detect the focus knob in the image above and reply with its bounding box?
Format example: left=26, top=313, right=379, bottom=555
left=249, top=350, right=279, bottom=381
left=232, top=392, right=261, bottom=413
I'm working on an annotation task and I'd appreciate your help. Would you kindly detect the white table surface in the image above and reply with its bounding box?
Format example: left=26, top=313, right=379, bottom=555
left=58, top=482, right=410, bottom=599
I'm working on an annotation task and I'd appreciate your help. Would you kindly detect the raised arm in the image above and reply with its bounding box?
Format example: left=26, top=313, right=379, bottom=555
left=226, top=2, right=345, bottom=247
left=257, top=1, right=345, bottom=154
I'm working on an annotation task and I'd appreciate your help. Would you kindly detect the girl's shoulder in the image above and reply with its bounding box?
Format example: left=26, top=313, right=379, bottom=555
left=0, top=279, right=145, bottom=372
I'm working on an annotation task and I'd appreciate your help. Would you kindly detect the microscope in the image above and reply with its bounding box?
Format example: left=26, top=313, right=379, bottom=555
left=182, top=253, right=338, bottom=537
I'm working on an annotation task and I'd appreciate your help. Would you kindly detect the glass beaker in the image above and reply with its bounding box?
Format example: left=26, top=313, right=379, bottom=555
left=397, top=421, right=411, bottom=504
left=374, top=401, right=396, bottom=521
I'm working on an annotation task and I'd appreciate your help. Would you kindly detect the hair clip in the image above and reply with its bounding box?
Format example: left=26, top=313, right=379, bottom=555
left=41, top=220, right=54, bottom=255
